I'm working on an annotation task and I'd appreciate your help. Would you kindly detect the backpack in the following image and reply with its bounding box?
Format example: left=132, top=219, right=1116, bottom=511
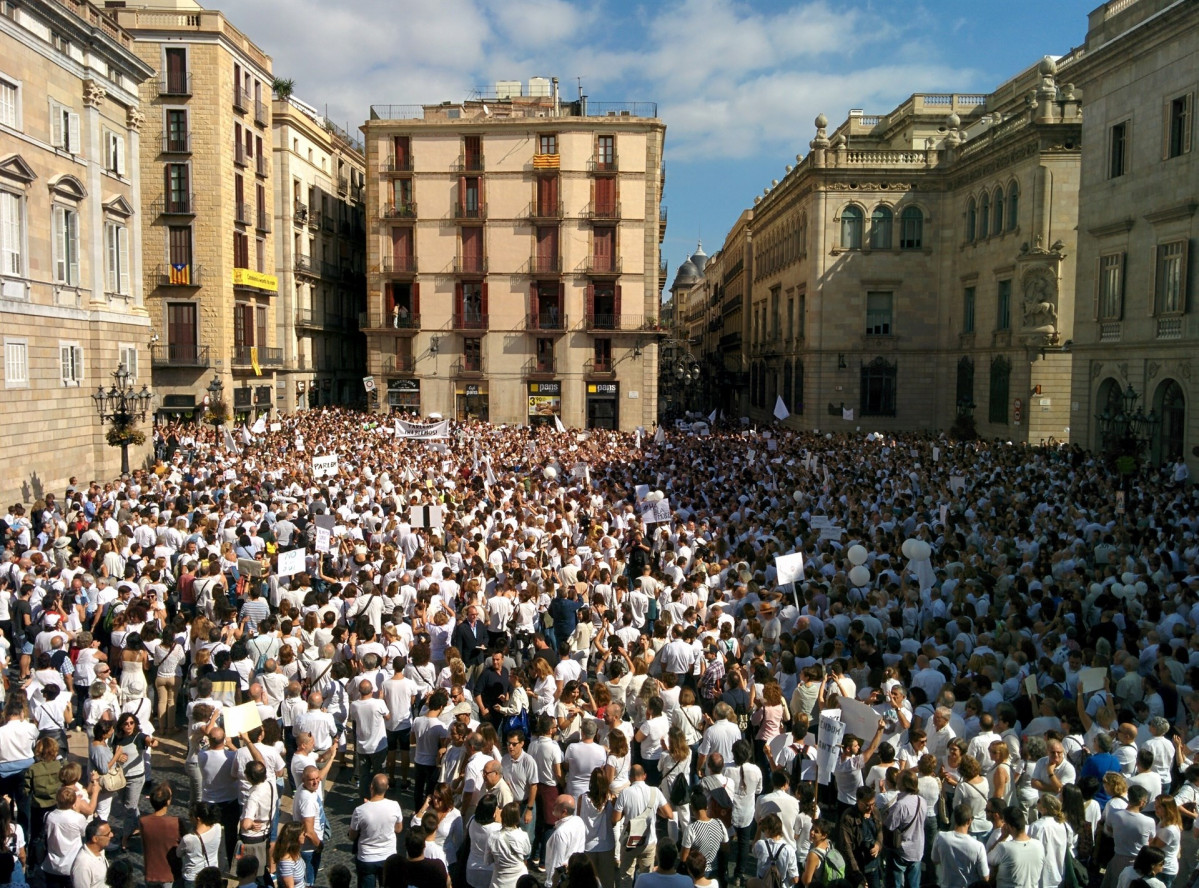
left=760, top=843, right=787, bottom=888
left=813, top=844, right=847, bottom=888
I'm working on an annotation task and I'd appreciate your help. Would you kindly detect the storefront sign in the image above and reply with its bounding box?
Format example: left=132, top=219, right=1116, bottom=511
left=588, top=383, right=618, bottom=396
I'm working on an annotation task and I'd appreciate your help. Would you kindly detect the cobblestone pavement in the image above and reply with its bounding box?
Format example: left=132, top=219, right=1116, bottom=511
left=61, top=731, right=415, bottom=887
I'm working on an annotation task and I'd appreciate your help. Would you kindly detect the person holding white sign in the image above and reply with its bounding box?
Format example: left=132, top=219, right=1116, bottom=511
left=833, top=719, right=885, bottom=815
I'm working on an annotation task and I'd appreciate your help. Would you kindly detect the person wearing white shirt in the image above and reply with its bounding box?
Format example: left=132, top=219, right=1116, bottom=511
left=564, top=720, right=607, bottom=799
left=611, top=767, right=673, bottom=888
left=932, top=804, right=990, bottom=888
left=69, top=818, right=112, bottom=888
left=348, top=775, right=404, bottom=888
left=349, top=682, right=390, bottom=802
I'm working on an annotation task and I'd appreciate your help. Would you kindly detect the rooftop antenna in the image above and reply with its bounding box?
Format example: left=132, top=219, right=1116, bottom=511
left=577, top=77, right=583, bottom=100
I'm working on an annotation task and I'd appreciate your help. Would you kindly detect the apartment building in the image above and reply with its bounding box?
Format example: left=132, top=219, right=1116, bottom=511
left=107, top=0, right=277, bottom=421
left=1068, top=0, right=1196, bottom=470
left=681, top=58, right=1082, bottom=439
left=362, top=80, right=666, bottom=429
left=272, top=94, right=366, bottom=412
left=0, top=0, right=154, bottom=501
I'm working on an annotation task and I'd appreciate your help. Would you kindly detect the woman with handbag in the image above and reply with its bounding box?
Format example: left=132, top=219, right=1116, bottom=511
left=88, top=720, right=125, bottom=825
left=111, top=713, right=159, bottom=848
left=178, top=803, right=225, bottom=888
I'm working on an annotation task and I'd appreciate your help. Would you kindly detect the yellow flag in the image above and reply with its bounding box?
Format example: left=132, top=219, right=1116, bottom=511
left=250, top=346, right=261, bottom=377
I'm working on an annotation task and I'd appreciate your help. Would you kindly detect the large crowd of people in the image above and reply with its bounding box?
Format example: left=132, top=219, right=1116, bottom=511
left=0, top=406, right=1196, bottom=888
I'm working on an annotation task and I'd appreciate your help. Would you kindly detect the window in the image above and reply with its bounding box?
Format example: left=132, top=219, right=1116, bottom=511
left=992, top=188, right=1004, bottom=233
left=1098, top=253, right=1124, bottom=319
left=1167, top=94, right=1192, bottom=159
left=163, top=46, right=188, bottom=94
left=49, top=101, right=80, bottom=154
left=104, top=221, right=129, bottom=295
left=596, top=135, right=615, bottom=167
left=996, top=279, right=1011, bottom=331
left=255, top=237, right=265, bottom=273
left=165, top=109, right=188, bottom=151
left=797, top=290, right=806, bottom=339
left=234, top=231, right=249, bottom=268
left=979, top=193, right=990, bottom=239
left=104, top=130, right=125, bottom=176
left=538, top=133, right=557, bottom=155
left=988, top=356, right=1010, bottom=424
left=59, top=342, right=84, bottom=386
left=4, top=339, right=27, bottom=387
left=52, top=205, right=78, bottom=285
left=793, top=359, right=804, bottom=414
left=0, top=189, right=22, bottom=278
left=1109, top=122, right=1128, bottom=178
left=963, top=286, right=976, bottom=333
left=166, top=163, right=190, bottom=211
left=956, top=357, right=974, bottom=408
left=966, top=198, right=977, bottom=242
left=118, top=344, right=138, bottom=382
left=840, top=205, right=863, bottom=249
left=166, top=302, right=198, bottom=361
left=860, top=357, right=896, bottom=417
left=865, top=291, right=892, bottom=336
left=0, top=75, right=20, bottom=129
left=869, top=207, right=892, bottom=249
left=463, top=336, right=482, bottom=371
left=900, top=207, right=923, bottom=250
left=1007, top=182, right=1019, bottom=231
left=1154, top=240, right=1187, bottom=315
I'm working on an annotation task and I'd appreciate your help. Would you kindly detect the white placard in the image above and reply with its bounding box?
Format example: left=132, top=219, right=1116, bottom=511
left=767, top=439, right=778, bottom=452
left=641, top=498, right=671, bottom=524
left=270, top=422, right=282, bottom=432
left=221, top=701, right=263, bottom=736
left=819, top=526, right=844, bottom=541
left=224, top=469, right=237, bottom=480
left=312, top=455, right=339, bottom=478
left=816, top=715, right=844, bottom=785
left=277, top=548, right=306, bottom=579
left=1024, top=674, right=1039, bottom=697
left=932, top=445, right=940, bottom=463
left=409, top=505, right=444, bottom=528
left=839, top=697, right=882, bottom=742
left=939, top=504, right=948, bottom=527
left=1079, top=667, right=1106, bottom=695
left=949, top=475, right=965, bottom=493
left=775, top=551, right=805, bottom=586
left=294, top=436, right=305, bottom=452
left=314, top=526, right=331, bottom=553
left=237, top=557, right=264, bottom=578
left=635, top=484, right=649, bottom=502
left=810, top=516, right=830, bottom=529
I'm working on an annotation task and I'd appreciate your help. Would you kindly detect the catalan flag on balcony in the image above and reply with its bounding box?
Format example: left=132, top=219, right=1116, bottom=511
left=169, top=263, right=190, bottom=285
left=250, top=346, right=261, bottom=377
left=532, top=153, right=560, bottom=169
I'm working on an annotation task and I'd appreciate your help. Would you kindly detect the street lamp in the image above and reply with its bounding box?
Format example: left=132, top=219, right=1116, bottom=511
left=204, top=374, right=228, bottom=427
left=92, top=363, right=153, bottom=475
left=1096, top=383, right=1160, bottom=462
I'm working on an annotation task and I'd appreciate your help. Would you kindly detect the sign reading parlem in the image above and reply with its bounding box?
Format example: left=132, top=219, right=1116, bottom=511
left=312, top=455, right=339, bottom=478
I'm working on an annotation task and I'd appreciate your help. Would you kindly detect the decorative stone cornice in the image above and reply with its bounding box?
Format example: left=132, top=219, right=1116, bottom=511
left=83, top=79, right=106, bottom=108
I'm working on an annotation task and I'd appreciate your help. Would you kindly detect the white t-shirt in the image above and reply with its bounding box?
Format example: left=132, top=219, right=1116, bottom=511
left=43, top=808, right=87, bottom=875
left=350, top=798, right=404, bottom=863
left=381, top=677, right=417, bottom=731
left=564, top=741, right=607, bottom=799
left=350, top=698, right=390, bottom=754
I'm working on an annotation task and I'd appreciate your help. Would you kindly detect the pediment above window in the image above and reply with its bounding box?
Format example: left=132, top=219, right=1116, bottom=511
left=49, top=174, right=87, bottom=200
left=0, top=154, right=37, bottom=184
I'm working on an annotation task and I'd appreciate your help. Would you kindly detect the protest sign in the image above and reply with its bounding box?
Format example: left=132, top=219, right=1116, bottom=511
left=775, top=552, right=805, bottom=586
left=839, top=697, right=882, bottom=742
left=221, top=702, right=263, bottom=736
left=817, top=715, right=845, bottom=785
left=312, top=454, right=339, bottom=478
left=277, top=548, right=306, bottom=579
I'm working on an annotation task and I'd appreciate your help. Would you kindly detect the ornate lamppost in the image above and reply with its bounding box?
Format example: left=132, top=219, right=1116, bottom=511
left=202, top=374, right=228, bottom=428
left=1096, top=383, right=1160, bottom=480
left=92, top=363, right=153, bottom=475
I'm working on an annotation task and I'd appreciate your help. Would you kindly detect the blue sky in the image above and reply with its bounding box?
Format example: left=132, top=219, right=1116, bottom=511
left=233, top=0, right=1095, bottom=290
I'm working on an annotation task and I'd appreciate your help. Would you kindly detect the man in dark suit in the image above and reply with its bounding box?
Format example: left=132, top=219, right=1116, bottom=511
left=452, top=604, right=489, bottom=679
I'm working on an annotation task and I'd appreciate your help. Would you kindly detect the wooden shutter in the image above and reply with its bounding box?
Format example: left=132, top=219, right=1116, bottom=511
left=614, top=284, right=622, bottom=318
left=412, top=282, right=420, bottom=316
left=478, top=176, right=485, bottom=213
left=529, top=283, right=539, bottom=322
left=558, top=283, right=565, bottom=319
left=1092, top=257, right=1101, bottom=322
left=392, top=227, right=411, bottom=261
left=458, top=176, right=466, bottom=215
left=595, top=177, right=615, bottom=214
left=68, top=112, right=80, bottom=154
left=585, top=283, right=594, bottom=321
left=1150, top=245, right=1158, bottom=315
left=454, top=282, right=463, bottom=318
left=480, top=282, right=488, bottom=317
left=1115, top=253, right=1125, bottom=320
left=118, top=225, right=130, bottom=295
left=50, top=102, right=64, bottom=148
left=60, top=345, right=72, bottom=384
left=73, top=345, right=84, bottom=382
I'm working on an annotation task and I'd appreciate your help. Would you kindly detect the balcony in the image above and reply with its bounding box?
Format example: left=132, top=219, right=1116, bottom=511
left=374, top=312, right=420, bottom=334
left=382, top=202, right=418, bottom=220
left=386, top=354, right=417, bottom=374
left=452, top=312, right=488, bottom=332
left=153, top=194, right=195, bottom=216
left=162, top=133, right=190, bottom=153
left=381, top=255, right=418, bottom=276
left=452, top=255, right=488, bottom=275
left=294, top=309, right=320, bottom=329
left=234, top=201, right=250, bottom=225
left=159, top=73, right=191, bottom=97
left=156, top=263, right=202, bottom=287
left=584, top=313, right=643, bottom=332
left=527, top=309, right=566, bottom=331
left=585, top=257, right=622, bottom=276
left=532, top=153, right=560, bottom=170
left=584, top=359, right=616, bottom=377
left=256, top=155, right=268, bottom=177
left=233, top=85, right=249, bottom=112
left=453, top=154, right=485, bottom=172
left=294, top=255, right=319, bottom=277
left=256, top=213, right=271, bottom=233
left=525, top=357, right=556, bottom=378
left=234, top=142, right=247, bottom=167
left=529, top=255, right=562, bottom=276
left=1157, top=316, right=1184, bottom=340
left=337, top=176, right=348, bottom=195
left=306, top=210, right=320, bottom=231
left=293, top=202, right=309, bottom=225
left=659, top=205, right=668, bottom=238
left=232, top=345, right=283, bottom=367
left=254, top=99, right=268, bottom=127
left=384, top=155, right=414, bottom=173
left=150, top=344, right=209, bottom=368
left=321, top=215, right=335, bottom=232
left=583, top=202, right=621, bottom=222
left=589, top=155, right=619, bottom=173
left=453, top=356, right=485, bottom=376
left=454, top=203, right=487, bottom=221
left=528, top=201, right=564, bottom=222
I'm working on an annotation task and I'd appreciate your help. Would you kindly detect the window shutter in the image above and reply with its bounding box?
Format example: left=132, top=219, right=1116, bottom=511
left=52, top=206, right=64, bottom=282
left=122, top=346, right=138, bottom=382
left=50, top=101, right=64, bottom=148
left=68, top=112, right=80, bottom=155
left=478, top=177, right=485, bottom=212
left=1185, top=95, right=1194, bottom=155
left=480, top=282, right=488, bottom=317
left=458, top=176, right=465, bottom=215
left=411, top=282, right=419, bottom=316
left=614, top=284, right=622, bottom=318
left=585, top=283, right=594, bottom=320
left=67, top=211, right=78, bottom=284
left=61, top=344, right=71, bottom=384
left=106, top=223, right=117, bottom=293
left=1150, top=245, right=1158, bottom=315
left=454, top=282, right=463, bottom=318
left=118, top=225, right=130, bottom=295
left=1092, top=257, right=1100, bottom=322
left=1182, top=239, right=1191, bottom=314
left=73, top=345, right=84, bottom=382
left=558, top=283, right=564, bottom=317
left=0, top=192, right=19, bottom=274
left=117, top=133, right=126, bottom=175
left=529, top=283, right=538, bottom=321
left=1116, top=253, right=1125, bottom=320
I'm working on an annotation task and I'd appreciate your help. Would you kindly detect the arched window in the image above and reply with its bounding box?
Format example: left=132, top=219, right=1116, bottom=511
left=1155, top=379, right=1185, bottom=463
left=860, top=357, right=897, bottom=417
left=979, top=193, right=990, bottom=239
left=840, top=205, right=863, bottom=250
left=992, top=187, right=1004, bottom=234
left=988, top=355, right=1010, bottom=424
left=900, top=206, right=923, bottom=250
left=870, top=206, right=893, bottom=249
left=966, top=198, right=977, bottom=242
left=1007, top=181, right=1019, bottom=231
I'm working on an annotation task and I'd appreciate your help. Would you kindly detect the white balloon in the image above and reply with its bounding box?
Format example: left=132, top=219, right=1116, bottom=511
left=848, top=565, right=871, bottom=587
left=1121, top=572, right=1134, bottom=585
left=793, top=490, right=804, bottom=503
left=847, top=545, right=868, bottom=566
left=1134, top=581, right=1147, bottom=595
left=543, top=466, right=557, bottom=480
left=913, top=541, right=932, bottom=561
left=901, top=539, right=918, bottom=559
left=1110, top=583, right=1123, bottom=597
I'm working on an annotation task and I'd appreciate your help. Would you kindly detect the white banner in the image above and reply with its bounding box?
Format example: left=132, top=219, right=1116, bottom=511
left=313, top=515, right=335, bottom=554
left=816, top=715, right=844, bottom=785
left=640, top=498, right=672, bottom=524
left=395, top=418, right=450, bottom=440
left=839, top=697, right=882, bottom=742
left=276, top=548, right=306, bottom=579
left=312, top=454, right=339, bottom=478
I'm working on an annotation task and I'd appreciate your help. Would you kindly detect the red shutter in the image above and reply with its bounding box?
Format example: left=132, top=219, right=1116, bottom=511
left=480, top=282, right=488, bottom=318
left=454, top=282, right=463, bottom=319
left=585, top=284, right=594, bottom=322
left=558, top=283, right=565, bottom=320
left=478, top=177, right=485, bottom=214
left=530, top=283, right=539, bottom=324
left=614, top=284, right=622, bottom=318
left=411, top=282, right=420, bottom=317
left=458, top=176, right=466, bottom=215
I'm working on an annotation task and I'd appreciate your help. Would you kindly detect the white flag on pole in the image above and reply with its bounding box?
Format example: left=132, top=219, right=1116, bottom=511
left=708, top=408, right=717, bottom=423
left=553, top=414, right=566, bottom=433
left=223, top=428, right=239, bottom=453
left=239, top=425, right=252, bottom=446
left=251, top=416, right=267, bottom=435
left=773, top=396, right=790, bottom=421
left=653, top=426, right=665, bottom=444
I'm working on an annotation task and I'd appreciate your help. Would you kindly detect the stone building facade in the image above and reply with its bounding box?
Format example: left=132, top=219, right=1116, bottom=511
left=1068, top=0, right=1197, bottom=470
left=108, top=0, right=277, bottom=423
left=271, top=95, right=366, bottom=413
left=362, top=83, right=666, bottom=430
left=0, top=0, right=155, bottom=502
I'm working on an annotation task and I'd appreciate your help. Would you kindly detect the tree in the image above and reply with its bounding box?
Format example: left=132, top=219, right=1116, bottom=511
left=272, top=78, right=295, bottom=100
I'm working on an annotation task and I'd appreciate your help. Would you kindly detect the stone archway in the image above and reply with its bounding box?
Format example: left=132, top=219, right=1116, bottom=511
left=1153, top=378, right=1186, bottom=464
left=1094, top=376, right=1124, bottom=453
